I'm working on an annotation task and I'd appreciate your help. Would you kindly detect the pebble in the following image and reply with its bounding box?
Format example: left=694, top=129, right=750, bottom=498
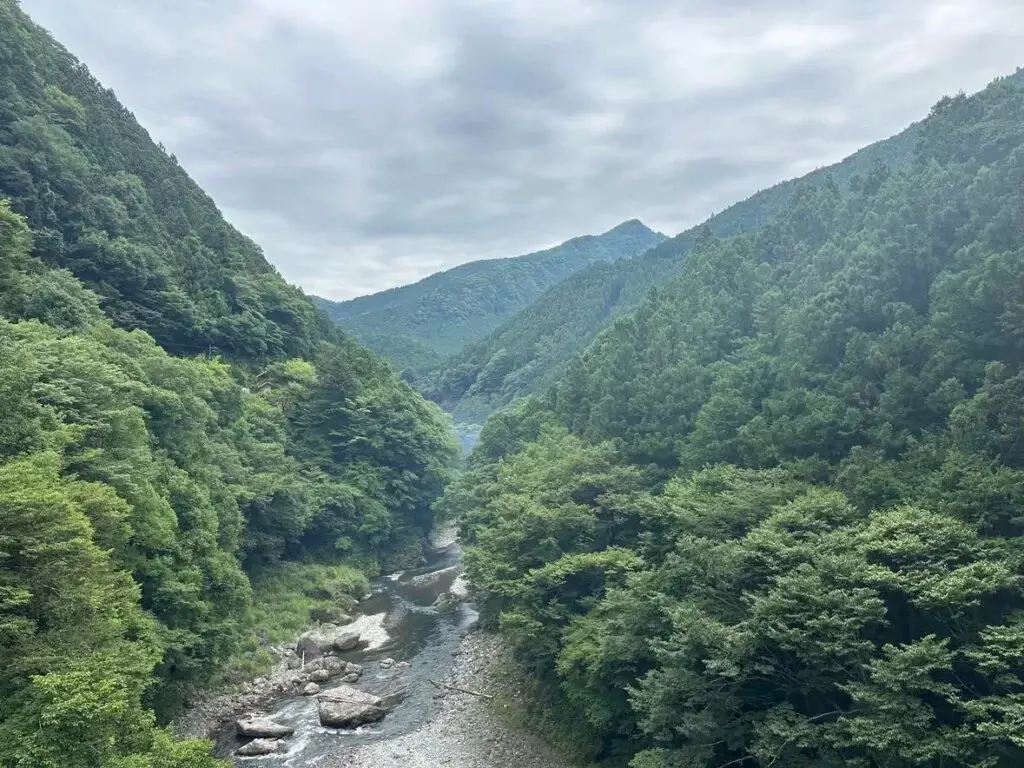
left=327, top=632, right=570, bottom=768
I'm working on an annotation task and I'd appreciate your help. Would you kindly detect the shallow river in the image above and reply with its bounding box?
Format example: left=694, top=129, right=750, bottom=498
left=216, top=532, right=477, bottom=765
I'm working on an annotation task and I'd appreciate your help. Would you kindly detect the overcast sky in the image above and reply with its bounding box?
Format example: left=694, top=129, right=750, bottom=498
left=20, top=1, right=1024, bottom=300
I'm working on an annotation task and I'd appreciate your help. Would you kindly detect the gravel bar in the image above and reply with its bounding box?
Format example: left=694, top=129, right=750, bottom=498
left=329, top=631, right=572, bottom=768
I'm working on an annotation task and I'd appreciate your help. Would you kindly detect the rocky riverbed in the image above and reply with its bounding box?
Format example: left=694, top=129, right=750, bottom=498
left=174, top=524, right=573, bottom=766
left=330, top=631, right=572, bottom=768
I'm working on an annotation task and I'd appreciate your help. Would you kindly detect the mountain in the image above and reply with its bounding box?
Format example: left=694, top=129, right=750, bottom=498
left=443, top=69, right=1024, bottom=767
left=428, top=123, right=922, bottom=421
left=313, top=219, right=666, bottom=372
left=0, top=6, right=335, bottom=361
left=0, top=3, right=457, bottom=765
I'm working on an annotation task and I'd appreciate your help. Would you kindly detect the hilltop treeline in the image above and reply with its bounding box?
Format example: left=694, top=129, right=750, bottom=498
left=0, top=3, right=457, bottom=766
left=446, top=70, right=1024, bottom=767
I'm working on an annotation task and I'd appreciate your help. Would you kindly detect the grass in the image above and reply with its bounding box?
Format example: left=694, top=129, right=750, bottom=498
left=217, top=561, right=373, bottom=685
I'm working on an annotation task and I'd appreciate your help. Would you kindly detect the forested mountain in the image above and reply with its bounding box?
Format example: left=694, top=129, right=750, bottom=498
left=0, top=3, right=458, bottom=766
left=443, top=68, right=1024, bottom=767
left=313, top=219, right=666, bottom=374
left=426, top=121, right=920, bottom=421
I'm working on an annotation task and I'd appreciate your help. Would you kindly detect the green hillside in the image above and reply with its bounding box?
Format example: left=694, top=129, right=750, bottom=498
left=0, top=3, right=457, bottom=766
left=313, top=219, right=666, bottom=373
left=427, top=121, right=921, bottom=421
left=444, top=69, right=1024, bottom=767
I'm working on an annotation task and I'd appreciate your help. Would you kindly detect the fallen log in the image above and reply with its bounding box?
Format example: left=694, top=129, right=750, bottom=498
left=428, top=678, right=494, bottom=700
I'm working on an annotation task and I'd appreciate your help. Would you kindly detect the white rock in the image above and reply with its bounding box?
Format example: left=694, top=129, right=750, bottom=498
left=235, top=738, right=281, bottom=756
left=236, top=717, right=294, bottom=738
left=317, top=685, right=385, bottom=728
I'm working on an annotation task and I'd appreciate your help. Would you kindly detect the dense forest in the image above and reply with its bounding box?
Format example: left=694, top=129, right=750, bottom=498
left=0, top=3, right=458, bottom=766
left=314, top=219, right=665, bottom=377
left=424, top=120, right=920, bottom=422
left=442, top=69, right=1024, bottom=767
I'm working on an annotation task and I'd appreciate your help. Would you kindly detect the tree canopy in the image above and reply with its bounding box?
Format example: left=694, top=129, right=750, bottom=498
left=446, top=69, right=1024, bottom=768
left=423, top=119, right=921, bottom=423
left=0, top=2, right=459, bottom=765
left=314, top=219, right=665, bottom=378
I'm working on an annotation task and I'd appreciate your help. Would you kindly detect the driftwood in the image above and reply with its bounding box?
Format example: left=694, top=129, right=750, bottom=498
left=428, top=679, right=494, bottom=700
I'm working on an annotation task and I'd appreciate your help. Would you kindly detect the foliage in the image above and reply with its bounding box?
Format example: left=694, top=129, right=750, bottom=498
left=314, top=219, right=666, bottom=374
left=425, top=121, right=921, bottom=422
left=450, top=69, right=1024, bottom=767
left=0, top=0, right=332, bottom=359
left=0, top=2, right=459, bottom=764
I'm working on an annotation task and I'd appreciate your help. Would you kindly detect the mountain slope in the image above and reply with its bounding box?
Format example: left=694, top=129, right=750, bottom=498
left=427, top=120, right=921, bottom=421
left=0, top=5, right=330, bottom=360
left=313, top=219, right=666, bottom=371
left=443, top=68, right=1024, bottom=767
left=0, top=3, right=458, bottom=765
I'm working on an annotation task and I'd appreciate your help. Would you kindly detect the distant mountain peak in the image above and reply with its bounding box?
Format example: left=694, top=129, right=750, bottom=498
left=315, top=221, right=667, bottom=368
left=606, top=218, right=658, bottom=237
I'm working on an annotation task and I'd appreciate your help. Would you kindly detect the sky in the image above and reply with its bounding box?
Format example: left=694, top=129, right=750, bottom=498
left=20, top=1, right=1024, bottom=301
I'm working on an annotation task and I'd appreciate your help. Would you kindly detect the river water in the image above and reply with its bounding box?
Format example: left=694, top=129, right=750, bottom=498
left=216, top=530, right=478, bottom=765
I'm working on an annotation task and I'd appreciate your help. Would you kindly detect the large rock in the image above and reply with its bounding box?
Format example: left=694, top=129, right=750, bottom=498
left=432, top=590, right=462, bottom=613
left=296, top=629, right=333, bottom=660
left=317, top=685, right=386, bottom=728
left=236, top=717, right=294, bottom=739
left=334, top=631, right=360, bottom=652
left=319, top=656, right=346, bottom=676
left=236, top=739, right=281, bottom=756
left=303, top=682, right=321, bottom=695
left=297, top=626, right=362, bottom=659
left=309, top=669, right=330, bottom=683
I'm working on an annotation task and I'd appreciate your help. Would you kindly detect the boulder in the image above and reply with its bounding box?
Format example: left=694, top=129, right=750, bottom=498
left=296, top=624, right=343, bottom=660
left=285, top=653, right=301, bottom=670
left=317, top=685, right=386, bottom=728
left=235, top=738, right=281, bottom=757
left=432, top=590, right=461, bottom=613
left=309, top=669, right=330, bottom=683
left=345, top=661, right=363, bottom=676
left=395, top=661, right=411, bottom=671
left=296, top=633, right=326, bottom=660
left=320, top=656, right=345, bottom=675
left=303, top=682, right=321, bottom=695
left=333, top=631, right=361, bottom=652
left=379, top=658, right=395, bottom=670
left=236, top=717, right=294, bottom=739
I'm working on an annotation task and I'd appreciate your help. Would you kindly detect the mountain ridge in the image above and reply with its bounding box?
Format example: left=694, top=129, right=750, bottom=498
left=426, top=113, right=928, bottom=421
left=313, top=219, right=666, bottom=371
left=445, top=65, right=1024, bottom=767
left=0, top=2, right=457, bottom=764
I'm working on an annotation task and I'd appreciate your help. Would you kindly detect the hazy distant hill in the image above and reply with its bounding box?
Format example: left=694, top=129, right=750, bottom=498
left=313, top=219, right=666, bottom=373
left=428, top=118, right=924, bottom=421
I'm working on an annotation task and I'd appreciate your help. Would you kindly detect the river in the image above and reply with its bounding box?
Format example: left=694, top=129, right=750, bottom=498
left=215, top=529, right=479, bottom=765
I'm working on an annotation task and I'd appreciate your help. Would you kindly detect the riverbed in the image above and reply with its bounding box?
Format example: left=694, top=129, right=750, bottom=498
left=210, top=527, right=480, bottom=764
left=329, top=631, right=572, bottom=768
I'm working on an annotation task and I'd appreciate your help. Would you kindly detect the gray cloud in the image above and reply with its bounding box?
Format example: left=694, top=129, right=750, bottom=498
left=20, top=0, right=1024, bottom=299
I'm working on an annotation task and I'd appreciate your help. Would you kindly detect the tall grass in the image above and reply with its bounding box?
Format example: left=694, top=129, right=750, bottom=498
left=219, top=562, right=372, bottom=683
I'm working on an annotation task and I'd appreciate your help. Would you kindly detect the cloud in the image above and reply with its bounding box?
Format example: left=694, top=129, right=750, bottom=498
left=20, top=0, right=1024, bottom=299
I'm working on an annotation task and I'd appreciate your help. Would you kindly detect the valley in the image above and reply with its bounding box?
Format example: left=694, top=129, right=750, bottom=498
left=2, top=1, right=1024, bottom=766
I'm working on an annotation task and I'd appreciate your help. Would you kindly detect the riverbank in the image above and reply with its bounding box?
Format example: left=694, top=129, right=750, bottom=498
left=330, top=630, right=573, bottom=768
